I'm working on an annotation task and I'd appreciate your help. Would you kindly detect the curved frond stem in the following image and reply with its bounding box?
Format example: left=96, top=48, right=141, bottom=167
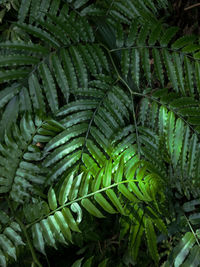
left=26, top=178, right=139, bottom=229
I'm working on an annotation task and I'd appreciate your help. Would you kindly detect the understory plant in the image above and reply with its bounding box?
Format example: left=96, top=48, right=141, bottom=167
left=0, top=0, right=200, bottom=266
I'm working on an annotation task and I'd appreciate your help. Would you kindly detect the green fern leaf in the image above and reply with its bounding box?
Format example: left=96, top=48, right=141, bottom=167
left=94, top=193, right=116, bottom=214
left=54, top=211, right=72, bottom=242
left=0, top=85, right=19, bottom=109
left=0, top=97, right=19, bottom=140
left=18, top=0, right=32, bottom=22
left=149, top=22, right=162, bottom=45
left=169, top=232, right=196, bottom=267
left=40, top=219, right=56, bottom=248
left=118, top=183, right=139, bottom=202
left=70, top=46, right=88, bottom=88
left=0, top=235, right=16, bottom=260
left=0, top=249, right=6, bottom=267
left=144, top=217, right=159, bottom=264
left=181, top=245, right=200, bottom=267
left=62, top=207, right=81, bottom=233
left=195, top=61, right=200, bottom=94
left=116, top=23, right=124, bottom=48
left=47, top=151, right=81, bottom=183
left=0, top=70, right=29, bottom=83
left=0, top=41, right=49, bottom=54
left=162, top=49, right=178, bottom=92
left=130, top=206, right=144, bottom=261
left=78, top=45, right=97, bottom=75
left=44, top=137, right=84, bottom=167
left=68, top=173, right=83, bottom=201
left=166, top=111, right=175, bottom=157
left=103, top=159, right=112, bottom=187
left=131, top=48, right=140, bottom=87
left=160, top=26, right=179, bottom=47
left=141, top=47, right=151, bottom=85
left=121, top=49, right=130, bottom=79
left=152, top=48, right=164, bottom=86
left=184, top=56, right=194, bottom=95
left=44, top=124, right=88, bottom=152
left=81, top=198, right=105, bottom=218
left=60, top=48, right=78, bottom=90
left=82, top=256, right=94, bottom=267
left=126, top=21, right=138, bottom=47
left=28, top=73, right=46, bottom=113
left=0, top=55, right=39, bottom=67
left=137, top=25, right=149, bottom=46
left=106, top=189, right=125, bottom=214
left=39, top=62, right=58, bottom=113
left=187, top=134, right=197, bottom=177
left=16, top=23, right=60, bottom=48
left=172, top=118, right=184, bottom=166
left=172, top=35, right=197, bottom=49
left=32, top=223, right=46, bottom=255
left=48, top=187, right=58, bottom=211
left=51, top=53, right=69, bottom=102
left=71, top=258, right=84, bottom=267
left=181, top=126, right=190, bottom=172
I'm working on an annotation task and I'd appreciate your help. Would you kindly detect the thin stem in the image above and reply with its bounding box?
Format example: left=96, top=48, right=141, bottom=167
left=130, top=91, right=199, bottom=135
left=184, top=214, right=200, bottom=247
left=131, top=93, right=141, bottom=157
left=101, top=43, right=141, bottom=155
left=184, top=3, right=200, bottom=11
left=109, top=45, right=200, bottom=62
left=7, top=199, right=42, bottom=267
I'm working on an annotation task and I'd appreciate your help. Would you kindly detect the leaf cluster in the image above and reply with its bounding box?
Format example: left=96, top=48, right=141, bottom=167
left=0, top=0, right=200, bottom=266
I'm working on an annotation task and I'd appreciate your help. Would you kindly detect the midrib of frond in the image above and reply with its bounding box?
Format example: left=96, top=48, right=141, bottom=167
left=26, top=177, right=138, bottom=229
left=128, top=90, right=199, bottom=136
left=79, top=89, right=111, bottom=163
left=109, top=44, right=200, bottom=60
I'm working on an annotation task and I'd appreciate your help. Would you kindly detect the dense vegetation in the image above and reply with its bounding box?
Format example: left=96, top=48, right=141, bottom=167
left=0, top=0, right=200, bottom=266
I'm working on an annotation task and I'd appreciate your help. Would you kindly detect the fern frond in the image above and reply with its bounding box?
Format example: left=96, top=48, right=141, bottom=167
left=144, top=217, right=159, bottom=264
left=0, top=214, right=24, bottom=266
left=167, top=232, right=198, bottom=267
left=27, top=154, right=164, bottom=259
left=0, top=11, right=108, bottom=123
left=0, top=114, right=63, bottom=202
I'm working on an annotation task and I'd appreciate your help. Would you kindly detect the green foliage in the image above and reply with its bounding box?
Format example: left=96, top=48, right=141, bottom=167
left=0, top=0, right=200, bottom=266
